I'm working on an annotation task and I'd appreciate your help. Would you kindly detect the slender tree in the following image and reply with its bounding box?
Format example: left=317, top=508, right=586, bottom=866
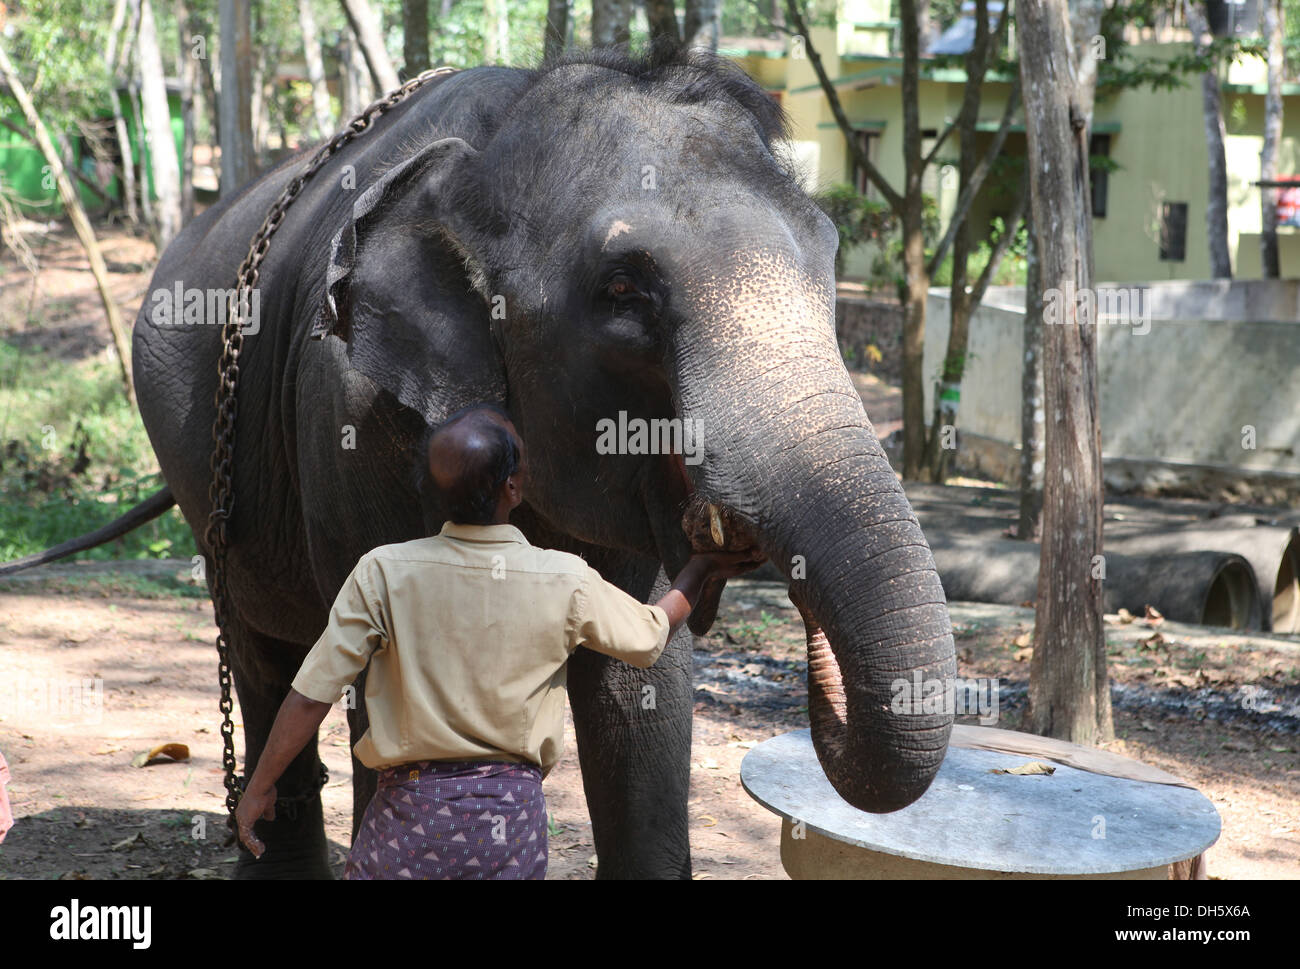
left=593, top=0, right=634, bottom=46
left=1260, top=0, right=1285, bottom=278
left=484, top=0, right=509, bottom=63
left=137, top=0, right=182, bottom=246
left=0, top=41, right=136, bottom=404
left=339, top=0, right=401, bottom=92
left=105, top=0, right=140, bottom=226
left=545, top=0, right=571, bottom=59
left=644, top=0, right=681, bottom=45
left=684, top=0, right=721, bottom=49
left=174, top=0, right=197, bottom=224
left=1017, top=206, right=1044, bottom=540
left=403, top=0, right=430, bottom=77
left=1019, top=0, right=1113, bottom=743
left=219, top=0, right=256, bottom=194
left=920, top=0, right=1026, bottom=482
left=1185, top=0, right=1232, bottom=277
left=299, top=0, right=336, bottom=138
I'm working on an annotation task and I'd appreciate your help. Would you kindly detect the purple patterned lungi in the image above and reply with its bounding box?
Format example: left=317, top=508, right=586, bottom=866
left=344, top=759, right=548, bottom=880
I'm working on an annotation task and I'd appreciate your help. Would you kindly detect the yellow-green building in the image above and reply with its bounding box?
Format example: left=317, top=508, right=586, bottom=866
left=723, top=0, right=1300, bottom=282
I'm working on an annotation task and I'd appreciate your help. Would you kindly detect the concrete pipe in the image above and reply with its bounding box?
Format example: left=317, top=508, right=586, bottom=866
left=927, top=536, right=1263, bottom=631
left=1103, top=517, right=1299, bottom=633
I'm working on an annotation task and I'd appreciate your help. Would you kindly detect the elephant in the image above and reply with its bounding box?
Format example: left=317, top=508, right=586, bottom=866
left=24, top=45, right=957, bottom=878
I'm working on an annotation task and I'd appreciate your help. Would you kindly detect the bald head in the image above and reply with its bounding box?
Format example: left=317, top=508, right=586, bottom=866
left=423, top=404, right=525, bottom=525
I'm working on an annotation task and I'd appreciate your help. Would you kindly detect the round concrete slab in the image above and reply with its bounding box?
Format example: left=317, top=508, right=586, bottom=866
left=741, top=729, right=1221, bottom=877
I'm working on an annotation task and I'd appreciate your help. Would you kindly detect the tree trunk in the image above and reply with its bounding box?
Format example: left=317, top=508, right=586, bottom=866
left=544, top=0, right=570, bottom=59
left=592, top=0, right=633, bottom=47
left=0, top=41, right=136, bottom=405
left=1186, top=1, right=1232, bottom=278
left=129, top=83, right=153, bottom=225
left=299, top=0, right=335, bottom=138
left=219, top=0, right=256, bottom=195
left=249, top=42, right=269, bottom=163
left=195, top=18, right=219, bottom=146
left=402, top=0, right=430, bottom=78
left=1018, top=0, right=1112, bottom=744
left=137, top=0, right=183, bottom=247
left=684, top=0, right=721, bottom=50
left=1260, top=0, right=1284, bottom=278
left=174, top=0, right=196, bottom=224
left=923, top=0, right=988, bottom=482
left=483, top=0, right=509, bottom=64
left=1018, top=206, right=1044, bottom=539
left=338, top=0, right=401, bottom=93
left=899, top=0, right=928, bottom=481
left=644, top=0, right=681, bottom=46
left=105, top=0, right=139, bottom=226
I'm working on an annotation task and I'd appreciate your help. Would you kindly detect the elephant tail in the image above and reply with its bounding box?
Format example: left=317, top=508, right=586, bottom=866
left=0, top=487, right=177, bottom=577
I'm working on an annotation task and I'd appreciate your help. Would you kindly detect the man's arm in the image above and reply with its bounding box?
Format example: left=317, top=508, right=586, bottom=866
left=570, top=551, right=765, bottom=668
left=235, top=689, right=331, bottom=858
left=234, top=558, right=387, bottom=858
left=655, top=552, right=764, bottom=635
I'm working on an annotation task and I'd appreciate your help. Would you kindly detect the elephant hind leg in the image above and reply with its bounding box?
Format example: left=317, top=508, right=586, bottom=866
left=227, top=625, right=335, bottom=880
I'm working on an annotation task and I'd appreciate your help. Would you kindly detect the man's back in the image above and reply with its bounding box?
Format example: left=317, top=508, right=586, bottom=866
left=291, top=522, right=669, bottom=776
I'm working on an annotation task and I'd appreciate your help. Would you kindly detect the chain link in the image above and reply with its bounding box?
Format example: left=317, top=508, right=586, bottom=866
left=204, top=66, right=460, bottom=841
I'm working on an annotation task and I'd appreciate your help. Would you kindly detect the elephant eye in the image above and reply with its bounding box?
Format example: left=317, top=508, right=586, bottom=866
left=604, top=272, right=646, bottom=304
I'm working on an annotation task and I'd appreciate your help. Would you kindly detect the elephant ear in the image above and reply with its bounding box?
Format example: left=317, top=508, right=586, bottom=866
left=310, top=137, right=505, bottom=423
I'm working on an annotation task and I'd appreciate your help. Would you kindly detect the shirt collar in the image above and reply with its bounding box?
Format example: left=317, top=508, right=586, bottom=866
left=438, top=521, right=531, bottom=545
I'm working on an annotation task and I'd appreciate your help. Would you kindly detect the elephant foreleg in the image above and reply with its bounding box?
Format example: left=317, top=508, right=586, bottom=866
left=567, top=610, right=695, bottom=880
left=228, top=628, right=334, bottom=880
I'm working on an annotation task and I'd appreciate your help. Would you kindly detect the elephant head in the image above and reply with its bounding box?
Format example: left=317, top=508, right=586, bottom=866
left=313, top=47, right=956, bottom=813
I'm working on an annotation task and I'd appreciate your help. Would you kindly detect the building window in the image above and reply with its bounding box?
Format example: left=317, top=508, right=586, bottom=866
left=1090, top=133, right=1111, bottom=219
left=850, top=131, right=880, bottom=198
left=1159, top=202, right=1188, bottom=261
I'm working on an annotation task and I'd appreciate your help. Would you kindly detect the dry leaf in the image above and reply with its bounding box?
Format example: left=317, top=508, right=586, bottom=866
left=991, top=761, right=1056, bottom=776
left=587, top=854, right=598, bottom=869
left=111, top=832, right=146, bottom=852
left=1117, top=608, right=1135, bottom=624
left=1013, top=632, right=1032, bottom=648
left=1137, top=632, right=1167, bottom=651
left=131, top=742, right=191, bottom=768
left=697, top=814, right=718, bottom=827
left=1144, top=605, right=1165, bottom=625
left=1013, top=647, right=1033, bottom=663
left=691, top=871, right=712, bottom=880
left=187, top=868, right=221, bottom=880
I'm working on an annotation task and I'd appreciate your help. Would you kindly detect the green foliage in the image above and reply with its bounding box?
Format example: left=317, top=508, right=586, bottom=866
left=931, top=215, right=1028, bottom=289
left=862, top=193, right=941, bottom=298
left=814, top=183, right=897, bottom=276
left=0, top=339, right=196, bottom=564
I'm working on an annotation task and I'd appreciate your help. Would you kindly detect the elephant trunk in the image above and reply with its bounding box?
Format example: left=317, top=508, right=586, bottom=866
left=768, top=428, right=954, bottom=813
left=675, top=248, right=956, bottom=813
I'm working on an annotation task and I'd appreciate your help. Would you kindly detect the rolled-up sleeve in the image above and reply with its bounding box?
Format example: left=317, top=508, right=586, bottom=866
left=566, top=565, right=671, bottom=668
left=292, top=557, right=389, bottom=703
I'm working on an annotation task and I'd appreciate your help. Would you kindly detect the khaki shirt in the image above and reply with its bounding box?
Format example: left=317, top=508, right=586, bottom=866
left=291, top=522, right=671, bottom=776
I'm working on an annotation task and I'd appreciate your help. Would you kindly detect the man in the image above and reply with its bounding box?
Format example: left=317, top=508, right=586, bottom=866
left=235, top=403, right=759, bottom=878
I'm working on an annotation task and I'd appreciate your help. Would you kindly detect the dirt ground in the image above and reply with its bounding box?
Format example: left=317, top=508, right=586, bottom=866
left=0, top=562, right=1296, bottom=880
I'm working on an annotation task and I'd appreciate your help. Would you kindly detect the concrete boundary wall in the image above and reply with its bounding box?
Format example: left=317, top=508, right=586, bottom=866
left=923, top=279, right=1300, bottom=489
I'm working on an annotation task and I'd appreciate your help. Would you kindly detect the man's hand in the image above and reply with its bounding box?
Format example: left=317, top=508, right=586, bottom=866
left=691, top=550, right=766, bottom=580
left=656, top=550, right=766, bottom=631
left=235, top=783, right=277, bottom=859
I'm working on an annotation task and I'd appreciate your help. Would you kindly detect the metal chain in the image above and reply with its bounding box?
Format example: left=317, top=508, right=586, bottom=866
left=203, top=66, right=460, bottom=840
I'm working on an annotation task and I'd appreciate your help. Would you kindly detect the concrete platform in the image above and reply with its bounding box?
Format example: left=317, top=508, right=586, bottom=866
left=741, top=728, right=1221, bottom=879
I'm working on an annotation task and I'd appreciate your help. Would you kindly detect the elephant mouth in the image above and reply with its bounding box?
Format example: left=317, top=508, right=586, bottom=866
left=679, top=492, right=766, bottom=635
